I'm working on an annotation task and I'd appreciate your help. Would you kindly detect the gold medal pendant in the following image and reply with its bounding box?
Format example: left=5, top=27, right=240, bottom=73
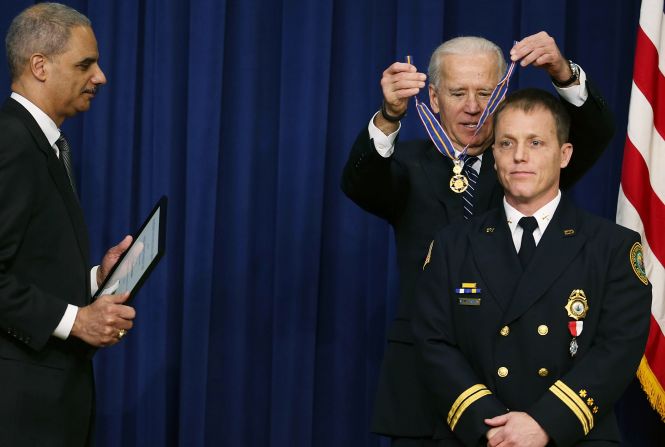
left=450, top=160, right=468, bottom=193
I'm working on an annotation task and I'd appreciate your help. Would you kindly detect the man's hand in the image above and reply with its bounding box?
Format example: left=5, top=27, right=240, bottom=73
left=375, top=62, right=427, bottom=134
left=70, top=292, right=135, bottom=347
left=97, top=235, right=133, bottom=287
left=485, top=412, right=549, bottom=447
left=510, top=31, right=574, bottom=84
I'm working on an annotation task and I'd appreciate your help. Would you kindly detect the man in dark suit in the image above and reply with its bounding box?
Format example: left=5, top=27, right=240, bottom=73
left=0, top=4, right=136, bottom=446
left=412, top=88, right=651, bottom=446
left=341, top=34, right=614, bottom=445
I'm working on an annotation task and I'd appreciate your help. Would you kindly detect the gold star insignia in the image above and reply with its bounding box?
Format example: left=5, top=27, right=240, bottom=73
left=593, top=406, right=598, bottom=414
left=579, top=390, right=587, bottom=398
left=586, top=398, right=594, bottom=406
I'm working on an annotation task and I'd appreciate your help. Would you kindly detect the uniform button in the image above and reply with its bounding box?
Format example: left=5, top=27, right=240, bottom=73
left=537, top=325, right=549, bottom=335
left=500, top=326, right=510, bottom=336
left=538, top=368, right=549, bottom=377
left=497, top=367, right=509, bottom=378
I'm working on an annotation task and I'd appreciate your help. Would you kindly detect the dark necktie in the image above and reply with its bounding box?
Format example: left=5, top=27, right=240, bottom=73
left=461, top=155, right=479, bottom=220
left=56, top=133, right=78, bottom=196
left=518, top=216, right=538, bottom=268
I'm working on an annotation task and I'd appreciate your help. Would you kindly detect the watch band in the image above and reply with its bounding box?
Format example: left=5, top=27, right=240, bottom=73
left=552, top=60, right=580, bottom=88
left=380, top=100, right=407, bottom=122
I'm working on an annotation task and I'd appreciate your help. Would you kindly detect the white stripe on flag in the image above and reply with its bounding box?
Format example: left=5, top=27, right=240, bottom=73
left=639, top=1, right=665, bottom=69
left=625, top=82, right=665, bottom=202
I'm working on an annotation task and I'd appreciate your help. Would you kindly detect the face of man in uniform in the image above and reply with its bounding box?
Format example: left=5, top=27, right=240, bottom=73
left=42, top=25, right=106, bottom=125
left=492, top=106, right=573, bottom=213
left=428, top=52, right=499, bottom=156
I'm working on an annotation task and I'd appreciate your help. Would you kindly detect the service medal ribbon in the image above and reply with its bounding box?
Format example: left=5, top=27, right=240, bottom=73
left=407, top=49, right=517, bottom=194
left=408, top=48, right=517, bottom=160
left=568, top=320, right=584, bottom=337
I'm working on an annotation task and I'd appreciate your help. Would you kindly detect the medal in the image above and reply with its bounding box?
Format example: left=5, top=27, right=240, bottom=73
left=565, top=290, right=588, bottom=358
left=450, top=160, right=468, bottom=193
left=569, top=338, right=579, bottom=357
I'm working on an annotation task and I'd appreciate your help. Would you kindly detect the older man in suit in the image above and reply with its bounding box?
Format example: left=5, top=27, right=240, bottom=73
left=412, top=88, right=651, bottom=446
left=0, top=3, right=135, bottom=446
left=342, top=34, right=614, bottom=445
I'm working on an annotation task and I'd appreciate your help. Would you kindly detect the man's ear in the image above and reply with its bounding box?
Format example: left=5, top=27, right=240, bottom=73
left=428, top=84, right=440, bottom=114
left=29, top=54, right=47, bottom=82
left=560, top=142, right=573, bottom=168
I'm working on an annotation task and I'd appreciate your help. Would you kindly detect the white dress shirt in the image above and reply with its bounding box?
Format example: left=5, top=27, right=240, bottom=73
left=503, top=190, right=562, bottom=252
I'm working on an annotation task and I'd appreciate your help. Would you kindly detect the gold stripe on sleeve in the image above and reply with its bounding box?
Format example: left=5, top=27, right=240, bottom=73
left=449, top=389, right=492, bottom=431
left=554, top=380, right=594, bottom=430
left=549, top=382, right=591, bottom=434
left=447, top=384, right=492, bottom=430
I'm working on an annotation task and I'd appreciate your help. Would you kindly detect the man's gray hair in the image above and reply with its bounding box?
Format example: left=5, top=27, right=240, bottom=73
left=427, top=36, right=507, bottom=90
left=5, top=2, right=91, bottom=80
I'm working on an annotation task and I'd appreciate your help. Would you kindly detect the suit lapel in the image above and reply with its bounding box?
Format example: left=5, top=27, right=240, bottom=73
left=419, top=144, right=464, bottom=217
left=469, top=207, right=522, bottom=310
left=3, top=99, right=90, bottom=265
left=502, top=197, right=586, bottom=324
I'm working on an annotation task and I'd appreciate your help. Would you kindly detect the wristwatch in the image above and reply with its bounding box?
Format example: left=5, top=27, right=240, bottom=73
left=380, top=100, right=407, bottom=123
left=551, top=60, right=580, bottom=88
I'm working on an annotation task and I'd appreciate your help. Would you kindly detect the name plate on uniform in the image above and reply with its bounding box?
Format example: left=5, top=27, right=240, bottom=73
left=458, top=297, right=481, bottom=306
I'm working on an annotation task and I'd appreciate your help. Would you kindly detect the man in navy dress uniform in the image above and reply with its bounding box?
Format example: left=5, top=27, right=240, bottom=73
left=412, top=88, right=651, bottom=446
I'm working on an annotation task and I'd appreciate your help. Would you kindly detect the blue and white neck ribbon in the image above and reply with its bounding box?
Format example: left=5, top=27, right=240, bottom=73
left=408, top=52, right=517, bottom=159
left=473, top=59, right=516, bottom=136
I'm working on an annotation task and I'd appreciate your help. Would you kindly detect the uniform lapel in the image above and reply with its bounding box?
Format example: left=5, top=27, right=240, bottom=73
left=502, top=197, right=586, bottom=325
left=469, top=207, right=522, bottom=310
left=3, top=99, right=90, bottom=265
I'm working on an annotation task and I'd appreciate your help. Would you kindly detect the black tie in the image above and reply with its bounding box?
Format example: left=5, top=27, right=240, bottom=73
left=56, top=133, right=78, bottom=196
left=518, top=216, right=538, bottom=268
left=461, top=155, right=479, bottom=220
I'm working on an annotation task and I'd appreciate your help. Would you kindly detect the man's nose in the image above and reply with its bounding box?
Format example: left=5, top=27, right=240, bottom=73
left=93, top=65, right=107, bottom=85
left=464, top=95, right=481, bottom=114
left=514, top=143, right=529, bottom=162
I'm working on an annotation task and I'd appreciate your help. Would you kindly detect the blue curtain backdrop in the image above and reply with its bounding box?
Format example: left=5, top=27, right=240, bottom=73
left=0, top=0, right=663, bottom=445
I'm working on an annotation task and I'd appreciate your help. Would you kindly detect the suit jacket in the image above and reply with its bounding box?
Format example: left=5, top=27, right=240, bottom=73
left=340, top=80, right=615, bottom=437
left=0, top=98, right=94, bottom=447
left=411, top=197, right=651, bottom=446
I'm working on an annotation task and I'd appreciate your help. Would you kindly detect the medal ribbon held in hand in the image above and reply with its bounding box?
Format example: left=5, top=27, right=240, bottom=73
left=407, top=51, right=516, bottom=193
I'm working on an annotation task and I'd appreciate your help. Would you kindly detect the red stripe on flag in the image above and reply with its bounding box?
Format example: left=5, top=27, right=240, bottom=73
left=633, top=27, right=665, bottom=140
left=645, top=314, right=665, bottom=383
left=621, top=137, right=665, bottom=267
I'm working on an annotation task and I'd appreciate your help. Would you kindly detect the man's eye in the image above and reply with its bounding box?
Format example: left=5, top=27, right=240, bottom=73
left=531, top=140, right=542, bottom=147
left=499, top=140, right=512, bottom=148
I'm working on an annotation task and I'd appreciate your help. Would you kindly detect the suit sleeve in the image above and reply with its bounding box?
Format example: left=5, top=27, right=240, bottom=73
left=340, top=127, right=408, bottom=222
left=0, top=136, right=67, bottom=351
left=560, top=78, right=615, bottom=189
left=528, top=231, right=651, bottom=446
left=412, top=234, right=507, bottom=446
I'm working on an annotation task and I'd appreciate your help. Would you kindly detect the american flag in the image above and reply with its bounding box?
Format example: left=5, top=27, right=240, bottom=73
left=616, top=0, right=665, bottom=420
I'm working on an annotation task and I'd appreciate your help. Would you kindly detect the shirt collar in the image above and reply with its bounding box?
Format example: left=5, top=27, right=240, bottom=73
left=11, top=92, right=61, bottom=147
left=504, top=190, right=562, bottom=235
left=453, top=150, right=483, bottom=172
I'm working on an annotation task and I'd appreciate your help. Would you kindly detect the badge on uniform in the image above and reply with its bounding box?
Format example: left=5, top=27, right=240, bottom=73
left=565, top=289, right=589, bottom=357
left=456, top=282, right=482, bottom=306
left=630, top=242, right=649, bottom=285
